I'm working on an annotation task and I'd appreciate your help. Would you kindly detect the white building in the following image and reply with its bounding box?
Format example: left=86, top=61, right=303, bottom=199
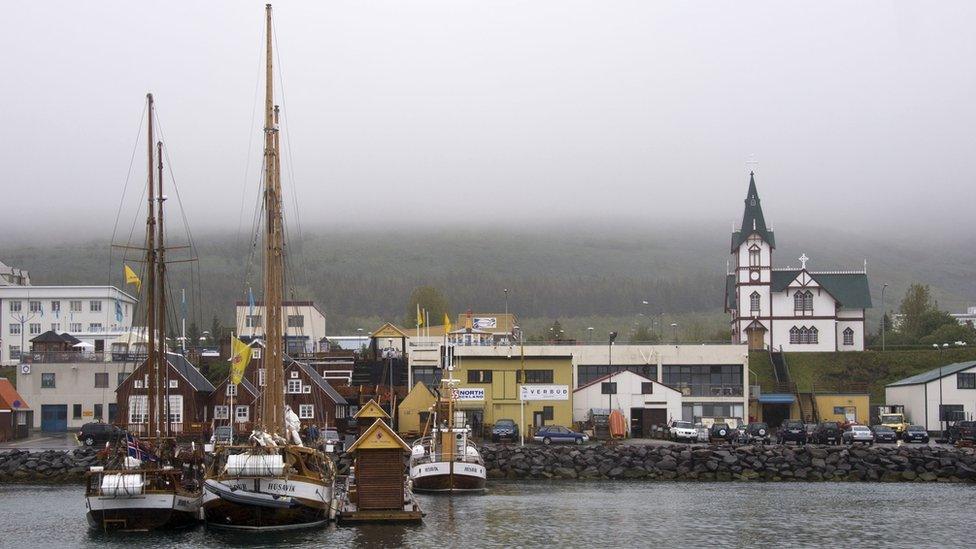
left=235, top=300, right=327, bottom=354
left=572, top=370, right=682, bottom=435
left=0, top=285, right=138, bottom=365
left=725, top=173, right=872, bottom=352
left=16, top=359, right=133, bottom=431
left=884, top=361, right=976, bottom=433
left=0, top=260, right=30, bottom=286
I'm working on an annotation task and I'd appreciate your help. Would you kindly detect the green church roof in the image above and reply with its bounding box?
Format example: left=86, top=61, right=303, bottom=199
left=770, top=270, right=873, bottom=309
left=731, top=172, right=775, bottom=251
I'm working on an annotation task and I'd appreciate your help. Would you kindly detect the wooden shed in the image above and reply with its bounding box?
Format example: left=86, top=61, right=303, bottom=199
left=354, top=399, right=389, bottom=435
left=397, top=381, right=436, bottom=438
left=341, top=418, right=421, bottom=521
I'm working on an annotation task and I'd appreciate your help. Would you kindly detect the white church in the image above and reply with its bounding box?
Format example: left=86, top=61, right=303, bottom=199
left=725, top=173, right=872, bottom=352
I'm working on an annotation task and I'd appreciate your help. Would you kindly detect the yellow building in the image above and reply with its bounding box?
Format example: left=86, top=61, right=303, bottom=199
left=451, top=351, right=574, bottom=438
left=814, top=393, right=870, bottom=424
left=397, top=381, right=437, bottom=437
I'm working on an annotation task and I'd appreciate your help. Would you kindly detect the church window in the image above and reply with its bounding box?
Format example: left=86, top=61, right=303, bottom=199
left=789, top=326, right=800, bottom=344
left=804, top=291, right=814, bottom=311
left=749, top=245, right=761, bottom=267
left=809, top=327, right=818, bottom=344
left=794, top=291, right=804, bottom=311
left=794, top=290, right=814, bottom=312
left=750, top=292, right=760, bottom=314
left=843, top=328, right=854, bottom=346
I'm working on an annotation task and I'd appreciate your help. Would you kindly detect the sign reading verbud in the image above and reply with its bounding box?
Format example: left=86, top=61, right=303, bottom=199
left=453, top=388, right=485, bottom=401
left=520, top=385, right=569, bottom=401
left=472, top=317, right=497, bottom=329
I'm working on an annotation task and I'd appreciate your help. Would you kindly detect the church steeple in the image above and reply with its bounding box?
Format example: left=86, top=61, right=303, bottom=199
left=732, top=172, right=775, bottom=251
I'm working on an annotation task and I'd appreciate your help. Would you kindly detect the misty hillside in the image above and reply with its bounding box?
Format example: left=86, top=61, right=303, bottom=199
left=2, top=222, right=974, bottom=333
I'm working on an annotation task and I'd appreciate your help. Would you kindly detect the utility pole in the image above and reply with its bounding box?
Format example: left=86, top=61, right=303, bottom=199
left=881, top=283, right=888, bottom=351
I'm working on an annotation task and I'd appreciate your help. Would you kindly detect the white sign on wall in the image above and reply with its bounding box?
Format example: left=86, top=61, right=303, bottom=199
left=453, top=388, right=485, bottom=401
left=520, top=385, right=569, bottom=401
left=472, top=317, right=497, bottom=330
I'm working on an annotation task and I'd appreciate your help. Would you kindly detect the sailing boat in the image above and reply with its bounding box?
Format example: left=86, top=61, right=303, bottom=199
left=409, top=347, right=487, bottom=492
left=202, top=4, right=336, bottom=530
left=85, top=93, right=203, bottom=531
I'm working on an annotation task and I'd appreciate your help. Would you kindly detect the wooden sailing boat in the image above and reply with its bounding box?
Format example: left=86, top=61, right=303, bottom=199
left=409, top=348, right=487, bottom=492
left=202, top=4, right=337, bottom=530
left=85, top=93, right=203, bottom=531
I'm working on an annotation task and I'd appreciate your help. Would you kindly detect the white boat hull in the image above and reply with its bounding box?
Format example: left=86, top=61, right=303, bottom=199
left=410, top=461, right=487, bottom=492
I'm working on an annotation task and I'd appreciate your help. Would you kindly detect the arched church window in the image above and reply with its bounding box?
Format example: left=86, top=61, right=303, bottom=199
left=843, top=327, right=854, bottom=346
left=789, top=326, right=800, bottom=344
left=749, top=245, right=761, bottom=267
left=803, top=291, right=814, bottom=312
left=810, top=327, right=819, bottom=344
left=750, top=292, right=760, bottom=314
left=794, top=291, right=804, bottom=311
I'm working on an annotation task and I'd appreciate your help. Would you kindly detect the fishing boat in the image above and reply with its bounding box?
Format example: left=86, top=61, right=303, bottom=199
left=201, top=4, right=337, bottom=530
left=409, top=362, right=487, bottom=492
left=85, top=93, right=203, bottom=531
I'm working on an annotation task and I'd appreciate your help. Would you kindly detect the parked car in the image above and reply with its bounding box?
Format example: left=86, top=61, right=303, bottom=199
left=709, top=422, right=735, bottom=442
left=669, top=420, right=699, bottom=442
left=811, top=422, right=842, bottom=445
left=842, top=425, right=874, bottom=445
left=77, top=422, right=126, bottom=447
left=778, top=421, right=808, bottom=445
left=744, top=422, right=771, bottom=444
left=870, top=425, right=898, bottom=444
left=902, top=425, right=930, bottom=444
left=534, top=425, right=588, bottom=445
left=945, top=421, right=976, bottom=444
left=492, top=419, right=520, bottom=443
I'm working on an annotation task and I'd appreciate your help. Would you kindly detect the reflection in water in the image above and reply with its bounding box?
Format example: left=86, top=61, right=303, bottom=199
left=4, top=481, right=973, bottom=548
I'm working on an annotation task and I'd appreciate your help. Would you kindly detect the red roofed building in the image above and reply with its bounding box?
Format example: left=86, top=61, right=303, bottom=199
left=0, top=378, right=31, bottom=441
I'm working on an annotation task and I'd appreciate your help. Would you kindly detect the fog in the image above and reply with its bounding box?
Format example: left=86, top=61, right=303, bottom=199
left=2, top=1, right=975, bottom=238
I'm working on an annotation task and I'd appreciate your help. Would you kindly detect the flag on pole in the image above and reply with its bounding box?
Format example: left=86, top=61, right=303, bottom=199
left=247, top=287, right=255, bottom=317
left=124, top=264, right=141, bottom=291
left=416, top=303, right=423, bottom=327
left=115, top=300, right=124, bottom=322
left=126, top=433, right=157, bottom=462
left=230, top=337, right=252, bottom=384
left=444, top=313, right=452, bottom=334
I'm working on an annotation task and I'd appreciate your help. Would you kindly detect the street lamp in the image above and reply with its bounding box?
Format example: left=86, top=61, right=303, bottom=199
left=607, top=331, right=618, bottom=414
left=881, top=283, right=888, bottom=351
left=504, top=288, right=509, bottom=318
left=514, top=324, right=526, bottom=446
left=671, top=323, right=678, bottom=345
left=587, top=326, right=594, bottom=344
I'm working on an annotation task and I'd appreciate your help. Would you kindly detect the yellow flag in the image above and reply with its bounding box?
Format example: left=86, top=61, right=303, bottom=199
left=123, top=264, right=141, bottom=291
left=416, top=304, right=424, bottom=326
left=230, top=337, right=252, bottom=385
left=444, top=313, right=452, bottom=333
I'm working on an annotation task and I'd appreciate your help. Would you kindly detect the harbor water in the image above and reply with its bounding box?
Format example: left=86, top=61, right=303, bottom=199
left=1, top=481, right=972, bottom=548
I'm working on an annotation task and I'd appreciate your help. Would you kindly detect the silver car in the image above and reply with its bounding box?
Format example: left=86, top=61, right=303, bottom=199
left=842, top=425, right=874, bottom=445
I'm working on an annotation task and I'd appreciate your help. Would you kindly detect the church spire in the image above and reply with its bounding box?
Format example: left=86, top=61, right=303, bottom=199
left=731, top=172, right=776, bottom=251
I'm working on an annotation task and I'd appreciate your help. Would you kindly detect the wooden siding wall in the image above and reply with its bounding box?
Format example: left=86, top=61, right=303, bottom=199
left=356, top=449, right=404, bottom=510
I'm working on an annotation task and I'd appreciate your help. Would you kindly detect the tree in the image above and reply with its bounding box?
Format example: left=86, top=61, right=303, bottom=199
left=919, top=323, right=976, bottom=346
left=186, top=321, right=201, bottom=350
left=898, top=284, right=934, bottom=341
left=405, top=286, right=450, bottom=326
left=630, top=322, right=660, bottom=343
left=548, top=319, right=567, bottom=341
left=209, top=315, right=224, bottom=346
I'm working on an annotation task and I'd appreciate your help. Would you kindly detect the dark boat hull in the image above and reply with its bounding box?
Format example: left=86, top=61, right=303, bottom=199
left=86, top=506, right=197, bottom=531
left=203, top=498, right=328, bottom=530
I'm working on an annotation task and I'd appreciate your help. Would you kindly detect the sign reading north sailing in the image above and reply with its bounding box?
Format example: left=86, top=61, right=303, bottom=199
left=453, top=388, right=486, bottom=401
left=472, top=317, right=497, bottom=330
left=520, top=385, right=569, bottom=401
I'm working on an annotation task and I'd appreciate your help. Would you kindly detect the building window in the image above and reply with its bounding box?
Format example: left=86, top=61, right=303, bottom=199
left=258, top=368, right=266, bottom=386
left=73, top=404, right=82, bottom=419
left=577, top=365, right=657, bottom=387
left=543, top=406, right=554, bottom=421
left=252, top=348, right=262, bottom=360
left=90, top=300, right=102, bottom=313
left=940, top=404, right=965, bottom=422
left=128, top=395, right=148, bottom=423
left=522, top=370, right=554, bottom=384
left=50, top=323, right=60, bottom=332
left=9, top=301, right=21, bottom=312
left=843, top=328, right=854, bottom=346
left=9, top=345, right=20, bottom=360
left=51, top=301, right=60, bottom=314
left=245, top=315, right=262, bottom=328
left=94, top=372, right=109, bottom=388
left=9, top=324, right=20, bottom=336
left=794, top=291, right=803, bottom=311
left=70, top=300, right=82, bottom=312
left=287, top=315, right=304, bottom=328
left=662, top=364, right=743, bottom=397
left=29, top=301, right=41, bottom=313
left=235, top=405, right=249, bottom=423
left=958, top=373, right=976, bottom=390
left=467, top=370, right=493, bottom=384
left=29, top=323, right=41, bottom=335
left=641, top=382, right=654, bottom=394
left=226, top=384, right=238, bottom=397
left=749, top=245, right=760, bottom=267
left=809, top=327, right=818, bottom=344
left=789, top=326, right=800, bottom=344
left=749, top=292, right=760, bottom=314
left=41, top=373, right=56, bottom=388
left=69, top=323, right=82, bottom=332
left=134, top=380, right=143, bottom=389
left=166, top=395, right=183, bottom=424
left=168, top=379, right=178, bottom=389
left=117, top=372, right=127, bottom=387
left=287, top=379, right=302, bottom=393
left=214, top=405, right=229, bottom=420
left=88, top=323, right=102, bottom=333
left=93, top=404, right=103, bottom=420
left=299, top=404, right=314, bottom=419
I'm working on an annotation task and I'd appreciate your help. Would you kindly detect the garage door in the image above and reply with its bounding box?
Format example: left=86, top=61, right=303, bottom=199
left=41, top=405, right=68, bottom=432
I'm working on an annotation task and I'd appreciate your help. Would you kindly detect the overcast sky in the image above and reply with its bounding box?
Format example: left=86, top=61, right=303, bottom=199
left=2, top=1, right=975, bottom=239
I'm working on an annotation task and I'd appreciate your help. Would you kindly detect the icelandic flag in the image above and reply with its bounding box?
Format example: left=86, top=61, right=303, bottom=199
left=115, top=300, right=124, bottom=322
left=247, top=287, right=255, bottom=317
left=180, top=290, right=187, bottom=320
left=126, top=433, right=157, bottom=462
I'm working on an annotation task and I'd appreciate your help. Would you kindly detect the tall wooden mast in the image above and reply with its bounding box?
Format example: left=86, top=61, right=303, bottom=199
left=156, top=140, right=168, bottom=438
left=145, top=93, right=158, bottom=442
left=261, top=3, right=286, bottom=434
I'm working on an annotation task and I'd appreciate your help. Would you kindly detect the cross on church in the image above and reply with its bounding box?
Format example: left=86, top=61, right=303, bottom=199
left=799, top=253, right=809, bottom=270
